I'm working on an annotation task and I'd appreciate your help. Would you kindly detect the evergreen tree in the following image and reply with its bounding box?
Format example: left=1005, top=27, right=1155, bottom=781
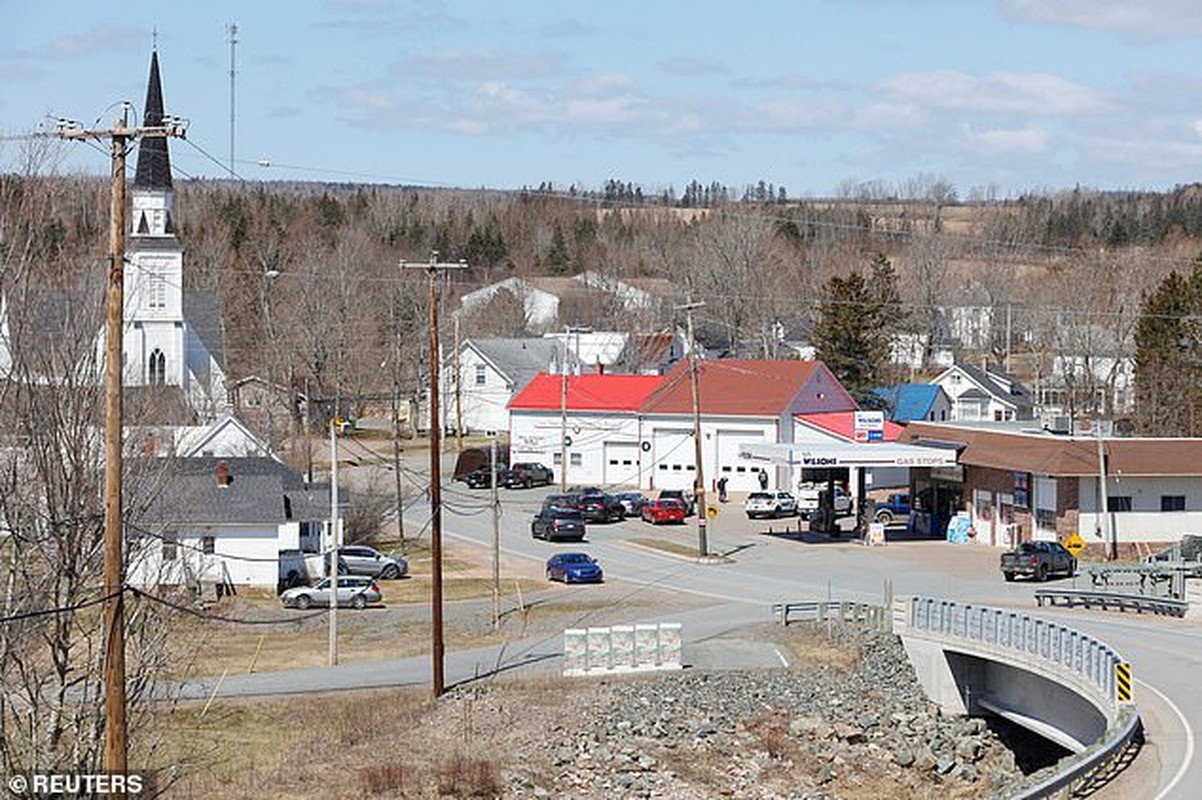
left=1133, top=256, right=1202, bottom=435
left=811, top=253, right=907, bottom=404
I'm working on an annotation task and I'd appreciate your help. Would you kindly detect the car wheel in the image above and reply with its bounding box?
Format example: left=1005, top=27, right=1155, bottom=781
left=876, top=510, right=893, bottom=525
left=1003, top=572, right=1015, bottom=582
left=525, top=478, right=533, bottom=489
left=352, top=594, right=367, bottom=610
left=546, top=569, right=555, bottom=581
left=295, top=594, right=312, bottom=610
left=381, top=564, right=399, bottom=580
left=1036, top=564, right=1049, bottom=582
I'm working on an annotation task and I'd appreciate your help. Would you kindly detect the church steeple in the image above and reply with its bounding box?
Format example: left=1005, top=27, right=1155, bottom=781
left=134, top=50, right=172, bottom=190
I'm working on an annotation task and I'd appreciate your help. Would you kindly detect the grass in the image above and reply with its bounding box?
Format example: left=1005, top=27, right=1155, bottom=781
left=627, top=536, right=706, bottom=559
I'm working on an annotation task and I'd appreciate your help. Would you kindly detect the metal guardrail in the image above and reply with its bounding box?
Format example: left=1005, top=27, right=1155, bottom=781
left=1035, top=588, right=1188, bottom=617
left=897, top=597, right=1141, bottom=800
left=771, top=600, right=891, bottom=631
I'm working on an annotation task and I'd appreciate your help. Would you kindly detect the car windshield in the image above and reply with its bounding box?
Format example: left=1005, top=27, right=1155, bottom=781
left=550, top=509, right=583, bottom=520
left=658, top=499, right=682, bottom=508
left=559, top=553, right=591, bottom=564
left=748, top=493, right=771, bottom=500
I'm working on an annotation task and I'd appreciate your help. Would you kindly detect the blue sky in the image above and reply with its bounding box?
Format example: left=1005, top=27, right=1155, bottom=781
left=4, top=0, right=1202, bottom=198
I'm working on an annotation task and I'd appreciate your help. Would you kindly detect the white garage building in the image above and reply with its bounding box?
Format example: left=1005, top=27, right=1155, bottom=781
left=508, top=359, right=859, bottom=492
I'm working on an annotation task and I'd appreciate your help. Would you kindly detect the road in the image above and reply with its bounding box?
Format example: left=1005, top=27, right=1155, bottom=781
left=199, top=456, right=1202, bottom=800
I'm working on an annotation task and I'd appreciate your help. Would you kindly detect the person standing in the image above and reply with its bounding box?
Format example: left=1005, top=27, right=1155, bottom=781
left=758, top=469, right=768, bottom=491
left=717, top=476, right=729, bottom=503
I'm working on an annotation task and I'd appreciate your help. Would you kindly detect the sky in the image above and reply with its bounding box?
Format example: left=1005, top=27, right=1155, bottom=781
left=4, top=0, right=1202, bottom=199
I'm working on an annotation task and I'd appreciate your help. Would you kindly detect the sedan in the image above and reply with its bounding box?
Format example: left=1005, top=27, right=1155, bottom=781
left=642, top=498, right=686, bottom=525
left=280, top=576, right=382, bottom=610
left=545, top=552, right=604, bottom=584
left=338, top=545, right=409, bottom=579
left=531, top=507, right=587, bottom=542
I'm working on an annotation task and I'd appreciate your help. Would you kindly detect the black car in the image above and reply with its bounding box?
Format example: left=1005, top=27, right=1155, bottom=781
left=614, top=491, right=648, bottom=516
left=531, top=507, right=586, bottom=542
left=461, top=467, right=500, bottom=489
left=503, top=462, right=554, bottom=489
left=569, top=486, right=626, bottom=523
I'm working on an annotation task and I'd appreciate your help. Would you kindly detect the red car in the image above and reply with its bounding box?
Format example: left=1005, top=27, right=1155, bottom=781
left=642, top=498, right=686, bottom=525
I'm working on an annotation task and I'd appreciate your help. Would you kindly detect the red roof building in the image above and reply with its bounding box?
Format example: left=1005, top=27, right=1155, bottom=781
left=508, top=373, right=664, bottom=412
left=639, top=359, right=857, bottom=417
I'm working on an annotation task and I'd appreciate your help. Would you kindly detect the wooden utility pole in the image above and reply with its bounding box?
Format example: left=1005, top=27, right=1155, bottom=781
left=402, top=252, right=467, bottom=698
left=328, top=417, right=340, bottom=666
left=490, top=436, right=500, bottom=628
left=677, top=301, right=708, bottom=557
left=454, top=314, right=464, bottom=452
left=59, top=110, right=183, bottom=792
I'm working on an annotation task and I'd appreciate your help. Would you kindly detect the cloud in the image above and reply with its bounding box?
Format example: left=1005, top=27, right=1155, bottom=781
left=44, top=25, right=142, bottom=59
left=880, top=70, right=1106, bottom=114
left=1001, top=0, right=1202, bottom=38
left=398, top=50, right=564, bottom=81
left=658, top=58, right=727, bottom=77
left=958, top=124, right=1049, bottom=155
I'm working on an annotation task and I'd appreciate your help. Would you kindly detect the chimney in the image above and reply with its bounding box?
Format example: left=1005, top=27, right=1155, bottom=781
left=143, top=432, right=157, bottom=456
left=216, top=460, right=230, bottom=487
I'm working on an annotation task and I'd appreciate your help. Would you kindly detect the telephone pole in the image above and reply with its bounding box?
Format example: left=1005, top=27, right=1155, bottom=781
left=558, top=325, right=590, bottom=492
left=58, top=109, right=185, bottom=790
left=328, top=417, right=340, bottom=666
left=490, top=436, right=501, bottom=628
left=453, top=314, right=464, bottom=452
left=227, top=21, right=238, bottom=178
left=402, top=251, right=467, bottom=698
left=677, top=301, right=708, bottom=557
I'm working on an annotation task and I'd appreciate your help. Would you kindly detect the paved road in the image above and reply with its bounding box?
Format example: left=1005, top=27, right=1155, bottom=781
left=209, top=461, right=1202, bottom=800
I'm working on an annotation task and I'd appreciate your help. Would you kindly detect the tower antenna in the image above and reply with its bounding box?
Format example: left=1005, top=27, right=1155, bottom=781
left=227, top=22, right=238, bottom=179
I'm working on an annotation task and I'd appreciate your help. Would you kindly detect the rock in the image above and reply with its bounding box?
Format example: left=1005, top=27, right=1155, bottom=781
left=935, top=755, right=956, bottom=775
left=893, top=748, right=915, bottom=767
left=832, top=722, right=864, bottom=743
left=955, top=737, right=982, bottom=763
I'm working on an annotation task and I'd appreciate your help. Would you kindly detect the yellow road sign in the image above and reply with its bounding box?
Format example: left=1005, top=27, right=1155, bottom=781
left=1064, top=532, right=1085, bottom=556
left=706, top=504, right=719, bottom=518
left=1115, top=661, right=1132, bottom=703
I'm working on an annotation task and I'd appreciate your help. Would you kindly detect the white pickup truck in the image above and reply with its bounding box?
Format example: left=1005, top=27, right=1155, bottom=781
left=795, top=484, right=852, bottom=519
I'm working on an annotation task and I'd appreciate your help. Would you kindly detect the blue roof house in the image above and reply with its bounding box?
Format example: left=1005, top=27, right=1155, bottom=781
left=872, top=384, right=952, bottom=423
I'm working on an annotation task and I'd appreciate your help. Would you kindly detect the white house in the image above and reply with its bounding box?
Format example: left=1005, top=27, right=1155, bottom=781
left=129, top=456, right=333, bottom=590
left=135, top=414, right=274, bottom=459
left=442, top=337, right=569, bottom=436
left=507, top=359, right=859, bottom=493
left=931, top=362, right=1034, bottom=422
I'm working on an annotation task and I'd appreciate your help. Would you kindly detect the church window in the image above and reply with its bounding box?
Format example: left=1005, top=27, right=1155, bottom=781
left=149, top=349, right=166, bottom=385
left=149, top=271, right=167, bottom=309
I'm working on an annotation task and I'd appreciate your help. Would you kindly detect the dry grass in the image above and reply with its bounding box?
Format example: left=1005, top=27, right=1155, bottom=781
left=627, top=536, right=701, bottom=559
left=782, top=626, right=862, bottom=670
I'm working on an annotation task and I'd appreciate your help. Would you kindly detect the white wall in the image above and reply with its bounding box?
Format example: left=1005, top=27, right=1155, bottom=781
left=454, top=348, right=517, bottom=435
left=1077, top=476, right=1202, bottom=545
left=130, top=523, right=282, bottom=589
left=644, top=414, right=775, bottom=493
left=509, top=409, right=642, bottom=488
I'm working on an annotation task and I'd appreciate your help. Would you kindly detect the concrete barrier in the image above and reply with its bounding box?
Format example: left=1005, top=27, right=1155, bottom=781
left=563, top=622, right=682, bottom=676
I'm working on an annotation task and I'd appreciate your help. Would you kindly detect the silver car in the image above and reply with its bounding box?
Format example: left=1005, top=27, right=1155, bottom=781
left=338, top=545, right=408, bottom=579
left=280, top=576, right=382, bottom=610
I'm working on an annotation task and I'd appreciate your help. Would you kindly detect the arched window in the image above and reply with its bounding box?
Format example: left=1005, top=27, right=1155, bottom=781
left=149, top=349, right=166, bottom=385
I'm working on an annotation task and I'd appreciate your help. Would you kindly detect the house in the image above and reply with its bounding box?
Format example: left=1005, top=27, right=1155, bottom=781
left=457, top=271, right=677, bottom=333
left=902, top=421, right=1202, bottom=555
left=112, top=49, right=228, bottom=419
left=930, top=362, right=1034, bottom=422
left=129, top=456, right=334, bottom=590
left=871, top=384, right=952, bottom=423
left=230, top=375, right=304, bottom=450
left=137, top=414, right=274, bottom=459
left=441, top=337, right=571, bottom=436
left=507, top=359, right=859, bottom=492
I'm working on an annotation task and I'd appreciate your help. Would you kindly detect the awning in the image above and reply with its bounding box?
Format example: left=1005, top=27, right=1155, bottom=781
left=739, top=441, right=959, bottom=468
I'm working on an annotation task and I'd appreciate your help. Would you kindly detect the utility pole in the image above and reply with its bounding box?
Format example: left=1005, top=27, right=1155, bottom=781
left=490, top=436, right=501, bottom=628
left=1096, top=427, right=1115, bottom=560
left=58, top=109, right=184, bottom=790
left=558, top=325, right=590, bottom=492
left=454, top=314, right=464, bottom=452
left=391, top=303, right=406, bottom=549
left=402, top=251, right=467, bottom=698
left=677, top=301, right=708, bottom=557
left=328, top=417, right=340, bottom=665
left=227, top=22, right=238, bottom=178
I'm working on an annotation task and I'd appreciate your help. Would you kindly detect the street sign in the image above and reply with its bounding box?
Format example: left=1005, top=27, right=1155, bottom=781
left=706, top=504, right=719, bottom=518
left=1064, top=532, right=1085, bottom=556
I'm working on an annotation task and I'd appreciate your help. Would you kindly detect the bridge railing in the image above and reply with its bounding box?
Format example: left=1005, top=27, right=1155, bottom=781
left=896, top=596, right=1141, bottom=800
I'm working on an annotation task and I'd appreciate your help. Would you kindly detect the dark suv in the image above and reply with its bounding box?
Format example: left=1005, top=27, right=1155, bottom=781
left=531, top=506, right=586, bottom=541
left=503, top=462, right=554, bottom=489
left=569, top=486, right=626, bottom=523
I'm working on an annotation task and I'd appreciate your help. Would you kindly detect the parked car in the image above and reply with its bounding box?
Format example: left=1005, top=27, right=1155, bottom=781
left=503, top=462, right=554, bottom=489
left=615, top=491, right=648, bottom=516
left=744, top=491, right=798, bottom=519
left=873, top=492, right=911, bottom=525
left=642, top=498, right=686, bottom=525
left=280, top=575, right=382, bottom=610
left=531, top=507, right=587, bottom=542
left=545, top=552, right=604, bottom=584
left=569, top=486, right=625, bottom=522
left=657, top=489, right=695, bottom=516
left=796, top=484, right=852, bottom=519
left=453, top=445, right=509, bottom=482
left=462, top=466, right=501, bottom=489
left=339, top=545, right=409, bottom=579
left=542, top=492, right=582, bottom=512
left=1000, top=541, right=1077, bottom=582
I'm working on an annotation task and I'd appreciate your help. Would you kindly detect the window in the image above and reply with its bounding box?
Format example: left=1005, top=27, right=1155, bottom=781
left=553, top=453, right=563, bottom=466
left=201, top=535, right=215, bottom=555
left=161, top=532, right=178, bottom=561
left=148, top=349, right=166, bottom=385
left=475, top=364, right=486, bottom=386
left=569, top=453, right=582, bottom=467
left=1108, top=496, right=1133, bottom=513
left=1161, top=495, right=1186, bottom=512
left=148, top=270, right=167, bottom=309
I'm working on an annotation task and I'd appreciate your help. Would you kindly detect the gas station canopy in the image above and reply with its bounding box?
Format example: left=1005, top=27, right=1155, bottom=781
left=738, top=441, right=959, bottom=468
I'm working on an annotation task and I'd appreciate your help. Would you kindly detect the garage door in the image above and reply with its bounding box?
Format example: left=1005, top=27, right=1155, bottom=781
left=603, top=441, right=640, bottom=487
left=651, top=427, right=693, bottom=491
left=715, top=429, right=766, bottom=492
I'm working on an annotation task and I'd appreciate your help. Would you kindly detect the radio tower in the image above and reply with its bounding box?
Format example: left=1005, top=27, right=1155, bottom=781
left=227, top=22, right=238, bottom=178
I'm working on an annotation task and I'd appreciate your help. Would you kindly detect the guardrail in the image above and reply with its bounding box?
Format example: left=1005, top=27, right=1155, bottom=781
left=1035, top=588, right=1188, bottom=617
left=772, top=600, right=891, bottom=630
left=897, top=596, right=1141, bottom=800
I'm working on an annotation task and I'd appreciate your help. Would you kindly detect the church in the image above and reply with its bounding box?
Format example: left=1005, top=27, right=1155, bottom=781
left=117, top=49, right=228, bottom=419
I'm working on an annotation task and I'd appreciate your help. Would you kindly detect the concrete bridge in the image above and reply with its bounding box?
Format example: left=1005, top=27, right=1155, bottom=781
left=896, top=596, right=1141, bottom=796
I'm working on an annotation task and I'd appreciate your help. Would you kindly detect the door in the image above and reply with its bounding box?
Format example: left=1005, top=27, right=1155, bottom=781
left=650, top=427, right=693, bottom=491
left=715, top=428, right=765, bottom=492
left=603, top=441, right=640, bottom=486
